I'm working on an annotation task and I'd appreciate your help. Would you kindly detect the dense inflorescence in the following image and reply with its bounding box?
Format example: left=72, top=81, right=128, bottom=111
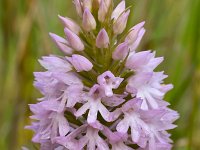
left=26, top=0, right=179, bottom=150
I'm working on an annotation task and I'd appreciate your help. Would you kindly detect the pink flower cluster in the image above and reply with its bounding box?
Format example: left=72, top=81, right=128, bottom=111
left=26, top=0, right=179, bottom=150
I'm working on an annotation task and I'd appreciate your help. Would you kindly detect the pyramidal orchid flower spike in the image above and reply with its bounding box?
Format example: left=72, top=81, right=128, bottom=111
left=26, top=0, right=179, bottom=149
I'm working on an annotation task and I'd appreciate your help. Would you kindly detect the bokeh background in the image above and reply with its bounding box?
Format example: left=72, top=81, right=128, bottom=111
left=0, top=0, right=200, bottom=149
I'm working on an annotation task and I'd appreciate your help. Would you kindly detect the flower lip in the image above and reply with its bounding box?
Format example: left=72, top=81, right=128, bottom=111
left=97, top=71, right=124, bottom=97
left=89, top=84, right=104, bottom=99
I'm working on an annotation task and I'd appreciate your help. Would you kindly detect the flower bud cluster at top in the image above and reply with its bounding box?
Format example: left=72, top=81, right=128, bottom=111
left=26, top=0, right=179, bottom=150
left=58, top=0, right=134, bottom=81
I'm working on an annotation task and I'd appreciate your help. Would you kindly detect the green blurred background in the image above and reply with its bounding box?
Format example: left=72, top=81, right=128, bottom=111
left=0, top=0, right=199, bottom=149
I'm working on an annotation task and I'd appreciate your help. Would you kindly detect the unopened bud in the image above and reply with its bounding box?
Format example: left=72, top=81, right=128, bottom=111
left=67, top=54, right=93, bottom=72
left=64, top=28, right=84, bottom=51
left=112, top=42, right=129, bottom=60
left=49, top=33, right=73, bottom=55
left=58, top=15, right=81, bottom=35
left=83, top=0, right=93, bottom=11
left=73, top=0, right=83, bottom=17
left=98, top=0, right=111, bottom=22
left=82, top=8, right=96, bottom=32
left=113, top=10, right=130, bottom=35
left=96, top=28, right=110, bottom=48
left=111, top=0, right=126, bottom=20
left=125, top=21, right=146, bottom=51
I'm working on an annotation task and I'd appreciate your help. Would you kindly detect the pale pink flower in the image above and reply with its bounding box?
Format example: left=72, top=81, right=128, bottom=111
left=97, top=71, right=123, bottom=97
left=126, top=51, right=164, bottom=72
left=26, top=101, right=70, bottom=142
left=117, top=99, right=178, bottom=149
left=38, top=56, right=72, bottom=73
left=75, top=84, right=112, bottom=123
left=56, top=125, right=109, bottom=150
left=126, top=72, right=173, bottom=110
